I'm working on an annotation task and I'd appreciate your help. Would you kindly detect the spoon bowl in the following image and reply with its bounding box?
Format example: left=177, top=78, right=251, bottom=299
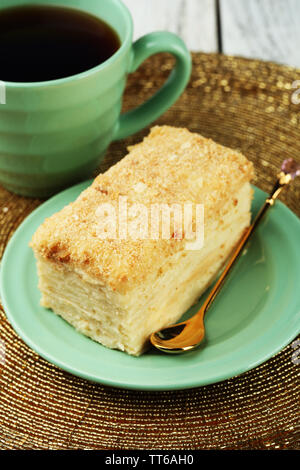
left=151, top=316, right=205, bottom=353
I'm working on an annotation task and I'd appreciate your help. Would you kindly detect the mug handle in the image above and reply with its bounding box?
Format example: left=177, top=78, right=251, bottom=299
left=113, top=31, right=192, bottom=141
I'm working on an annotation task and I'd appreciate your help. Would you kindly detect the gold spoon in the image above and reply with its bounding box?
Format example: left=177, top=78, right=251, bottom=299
left=150, top=158, right=300, bottom=354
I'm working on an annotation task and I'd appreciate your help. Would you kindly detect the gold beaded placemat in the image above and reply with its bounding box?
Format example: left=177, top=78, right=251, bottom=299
left=0, top=53, right=299, bottom=450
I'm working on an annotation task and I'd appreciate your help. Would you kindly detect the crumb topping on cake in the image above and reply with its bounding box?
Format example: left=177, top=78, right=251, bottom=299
left=31, top=126, right=254, bottom=293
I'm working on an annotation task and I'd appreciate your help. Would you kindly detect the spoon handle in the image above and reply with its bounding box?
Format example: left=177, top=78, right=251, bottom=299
left=200, top=171, right=292, bottom=317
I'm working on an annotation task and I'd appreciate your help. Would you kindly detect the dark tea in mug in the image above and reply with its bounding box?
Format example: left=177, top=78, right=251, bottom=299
left=0, top=5, right=121, bottom=82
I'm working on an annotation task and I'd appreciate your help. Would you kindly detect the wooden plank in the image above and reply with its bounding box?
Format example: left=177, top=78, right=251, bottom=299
left=122, top=0, right=218, bottom=52
left=220, top=0, right=300, bottom=68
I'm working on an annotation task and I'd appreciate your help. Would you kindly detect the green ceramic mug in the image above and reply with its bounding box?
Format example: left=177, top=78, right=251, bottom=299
left=0, top=0, right=192, bottom=197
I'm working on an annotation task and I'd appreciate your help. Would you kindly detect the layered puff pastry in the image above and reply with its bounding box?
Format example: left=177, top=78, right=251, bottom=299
left=31, top=126, right=254, bottom=356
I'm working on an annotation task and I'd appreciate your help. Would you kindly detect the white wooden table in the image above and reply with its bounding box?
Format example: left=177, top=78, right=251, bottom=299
left=123, top=0, right=300, bottom=68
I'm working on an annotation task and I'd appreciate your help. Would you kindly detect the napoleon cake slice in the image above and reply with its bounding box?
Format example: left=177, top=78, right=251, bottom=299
left=30, top=126, right=254, bottom=356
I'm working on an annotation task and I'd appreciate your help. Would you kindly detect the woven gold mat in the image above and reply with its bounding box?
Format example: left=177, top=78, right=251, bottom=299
left=0, top=53, right=299, bottom=450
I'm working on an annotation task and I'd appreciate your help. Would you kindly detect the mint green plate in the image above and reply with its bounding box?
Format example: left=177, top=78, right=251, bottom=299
left=1, top=182, right=300, bottom=390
